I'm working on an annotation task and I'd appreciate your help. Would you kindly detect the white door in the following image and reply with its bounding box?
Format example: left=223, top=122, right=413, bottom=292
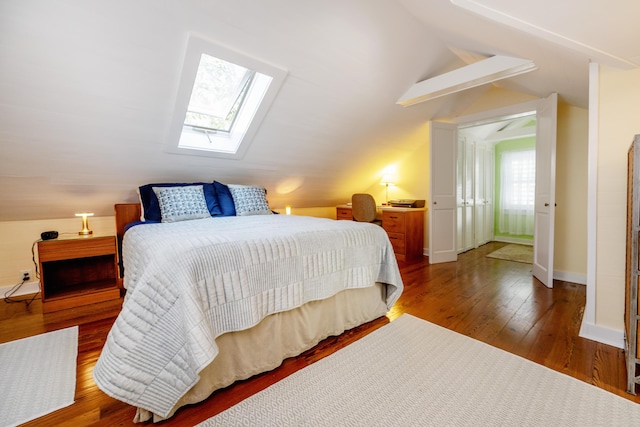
left=456, top=136, right=465, bottom=251
left=475, top=140, right=487, bottom=246
left=463, top=137, right=475, bottom=251
left=482, top=142, right=495, bottom=244
left=429, top=121, right=458, bottom=264
left=532, top=93, right=558, bottom=288
left=458, top=134, right=494, bottom=250
left=456, top=134, right=476, bottom=253
left=456, top=133, right=475, bottom=253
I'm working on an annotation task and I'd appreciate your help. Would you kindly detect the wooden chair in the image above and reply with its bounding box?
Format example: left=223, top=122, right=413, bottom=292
left=351, top=194, right=382, bottom=225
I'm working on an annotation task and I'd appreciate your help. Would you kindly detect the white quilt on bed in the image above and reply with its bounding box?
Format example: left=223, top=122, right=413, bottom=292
left=93, top=215, right=403, bottom=418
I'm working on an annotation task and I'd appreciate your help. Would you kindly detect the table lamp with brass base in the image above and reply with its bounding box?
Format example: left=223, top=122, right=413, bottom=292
left=75, top=212, right=94, bottom=236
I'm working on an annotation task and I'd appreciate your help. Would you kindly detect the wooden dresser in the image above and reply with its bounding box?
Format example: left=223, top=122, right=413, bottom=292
left=336, top=205, right=426, bottom=263
left=625, top=135, right=640, bottom=394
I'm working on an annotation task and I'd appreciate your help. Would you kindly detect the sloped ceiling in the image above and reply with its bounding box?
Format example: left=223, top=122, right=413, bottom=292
left=0, top=0, right=637, bottom=221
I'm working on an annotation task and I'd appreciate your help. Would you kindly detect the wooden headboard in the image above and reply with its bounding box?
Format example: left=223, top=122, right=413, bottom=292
left=114, top=203, right=141, bottom=279
left=114, top=203, right=141, bottom=241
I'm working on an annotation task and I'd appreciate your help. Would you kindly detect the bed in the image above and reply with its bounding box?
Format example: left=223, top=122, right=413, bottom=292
left=93, top=183, right=403, bottom=422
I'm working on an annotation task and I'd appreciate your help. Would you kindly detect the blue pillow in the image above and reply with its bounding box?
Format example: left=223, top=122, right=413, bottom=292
left=213, top=181, right=236, bottom=216
left=153, top=185, right=211, bottom=223
left=138, top=182, right=221, bottom=222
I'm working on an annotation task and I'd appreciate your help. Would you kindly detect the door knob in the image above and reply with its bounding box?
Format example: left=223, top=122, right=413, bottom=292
left=433, top=201, right=437, bottom=205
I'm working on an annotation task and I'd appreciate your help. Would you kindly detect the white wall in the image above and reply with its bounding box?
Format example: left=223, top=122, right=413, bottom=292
left=595, top=65, right=640, bottom=333
left=554, top=103, right=588, bottom=284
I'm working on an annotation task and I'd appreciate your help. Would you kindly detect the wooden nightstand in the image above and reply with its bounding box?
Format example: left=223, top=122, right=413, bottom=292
left=336, top=205, right=354, bottom=220
left=38, top=235, right=121, bottom=313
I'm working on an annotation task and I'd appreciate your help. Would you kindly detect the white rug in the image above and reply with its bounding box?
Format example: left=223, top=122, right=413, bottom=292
left=198, top=314, right=640, bottom=427
left=486, top=243, right=533, bottom=264
left=0, top=326, right=78, bottom=427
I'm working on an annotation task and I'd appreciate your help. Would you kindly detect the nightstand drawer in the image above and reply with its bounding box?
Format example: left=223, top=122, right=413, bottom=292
left=382, top=211, right=405, bottom=233
left=336, top=207, right=353, bottom=220
left=386, top=232, right=406, bottom=253
left=38, top=236, right=116, bottom=262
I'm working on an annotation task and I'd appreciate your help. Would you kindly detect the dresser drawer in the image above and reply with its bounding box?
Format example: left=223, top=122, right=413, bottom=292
left=386, top=232, right=406, bottom=253
left=336, top=207, right=353, bottom=220
left=382, top=211, right=405, bottom=233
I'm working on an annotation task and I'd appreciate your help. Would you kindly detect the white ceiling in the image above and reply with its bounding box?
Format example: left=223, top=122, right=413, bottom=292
left=449, top=0, right=640, bottom=67
left=0, top=0, right=637, bottom=221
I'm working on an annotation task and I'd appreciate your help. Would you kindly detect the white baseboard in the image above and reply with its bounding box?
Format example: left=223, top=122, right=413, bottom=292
left=579, top=320, right=624, bottom=349
left=553, top=270, right=586, bottom=285
left=0, top=281, right=40, bottom=298
left=492, top=236, right=533, bottom=245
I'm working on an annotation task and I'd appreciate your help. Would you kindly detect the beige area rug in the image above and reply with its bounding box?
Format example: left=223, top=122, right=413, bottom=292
left=486, top=243, right=534, bottom=264
left=197, top=314, right=640, bottom=427
left=0, top=326, right=78, bottom=427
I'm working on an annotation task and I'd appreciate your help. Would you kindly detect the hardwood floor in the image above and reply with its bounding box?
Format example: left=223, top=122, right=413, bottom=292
left=2, top=241, right=638, bottom=426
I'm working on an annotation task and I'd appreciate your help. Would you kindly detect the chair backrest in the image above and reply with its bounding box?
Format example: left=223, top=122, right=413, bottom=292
left=351, top=193, right=377, bottom=222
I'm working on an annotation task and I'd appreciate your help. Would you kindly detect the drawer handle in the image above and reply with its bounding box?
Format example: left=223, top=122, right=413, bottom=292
left=389, top=215, right=398, bottom=219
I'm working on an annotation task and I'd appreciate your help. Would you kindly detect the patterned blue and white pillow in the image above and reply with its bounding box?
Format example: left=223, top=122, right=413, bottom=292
left=152, top=185, right=211, bottom=223
left=227, top=184, right=272, bottom=216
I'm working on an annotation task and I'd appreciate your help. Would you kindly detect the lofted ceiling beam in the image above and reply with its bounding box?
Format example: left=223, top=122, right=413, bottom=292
left=397, top=55, right=536, bottom=107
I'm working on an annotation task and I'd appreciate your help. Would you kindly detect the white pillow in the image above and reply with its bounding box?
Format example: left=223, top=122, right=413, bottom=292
left=227, top=184, right=272, bottom=216
left=152, top=185, right=211, bottom=223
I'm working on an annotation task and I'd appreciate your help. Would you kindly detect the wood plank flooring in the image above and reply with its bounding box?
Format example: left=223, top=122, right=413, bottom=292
left=2, top=241, right=638, bottom=426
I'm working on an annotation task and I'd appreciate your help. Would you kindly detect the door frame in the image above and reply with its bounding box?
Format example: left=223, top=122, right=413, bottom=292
left=453, top=97, right=556, bottom=285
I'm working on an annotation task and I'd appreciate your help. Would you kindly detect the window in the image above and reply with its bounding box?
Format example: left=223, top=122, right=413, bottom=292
left=498, top=149, right=535, bottom=235
left=167, top=35, right=287, bottom=159
left=501, top=149, right=535, bottom=210
left=185, top=55, right=254, bottom=132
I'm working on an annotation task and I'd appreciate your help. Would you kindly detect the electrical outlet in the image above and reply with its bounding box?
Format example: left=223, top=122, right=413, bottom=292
left=20, top=269, right=32, bottom=282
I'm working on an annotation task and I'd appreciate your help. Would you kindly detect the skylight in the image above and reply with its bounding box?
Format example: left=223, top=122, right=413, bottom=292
left=167, top=35, right=287, bottom=159
left=185, top=54, right=254, bottom=132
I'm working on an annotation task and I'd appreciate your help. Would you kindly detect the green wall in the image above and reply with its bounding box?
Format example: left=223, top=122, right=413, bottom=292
left=494, top=136, right=536, bottom=242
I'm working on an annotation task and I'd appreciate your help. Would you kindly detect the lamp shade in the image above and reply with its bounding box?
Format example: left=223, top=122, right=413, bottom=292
left=380, top=175, right=395, bottom=204
left=75, top=212, right=94, bottom=236
left=380, top=175, right=395, bottom=186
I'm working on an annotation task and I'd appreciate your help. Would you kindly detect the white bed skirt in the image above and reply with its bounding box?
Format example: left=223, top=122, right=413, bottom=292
left=135, top=283, right=388, bottom=422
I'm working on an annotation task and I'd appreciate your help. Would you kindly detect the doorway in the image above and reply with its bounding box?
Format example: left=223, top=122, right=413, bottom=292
left=456, top=114, right=537, bottom=254
left=430, top=93, right=557, bottom=287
